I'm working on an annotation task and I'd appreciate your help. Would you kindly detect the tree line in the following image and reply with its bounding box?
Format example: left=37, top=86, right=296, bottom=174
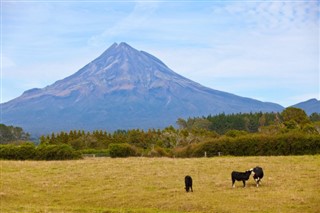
left=177, top=110, right=320, bottom=134
left=1, top=107, right=320, bottom=159
left=0, top=124, right=30, bottom=144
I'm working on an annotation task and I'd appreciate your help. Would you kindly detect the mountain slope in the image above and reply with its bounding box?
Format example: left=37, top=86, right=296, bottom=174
left=1, top=42, right=283, bottom=135
left=291, top=99, right=320, bottom=115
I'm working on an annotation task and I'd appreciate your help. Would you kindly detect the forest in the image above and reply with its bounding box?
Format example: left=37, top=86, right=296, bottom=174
left=1, top=107, right=320, bottom=160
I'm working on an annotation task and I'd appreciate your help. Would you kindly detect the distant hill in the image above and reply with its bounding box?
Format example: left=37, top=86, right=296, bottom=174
left=1, top=42, right=283, bottom=136
left=291, top=99, right=320, bottom=115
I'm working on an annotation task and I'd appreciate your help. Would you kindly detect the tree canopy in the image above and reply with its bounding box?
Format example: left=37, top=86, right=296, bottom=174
left=0, top=124, right=30, bottom=144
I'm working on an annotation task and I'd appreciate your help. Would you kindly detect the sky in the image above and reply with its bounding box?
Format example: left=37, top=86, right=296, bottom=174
left=1, top=0, right=319, bottom=107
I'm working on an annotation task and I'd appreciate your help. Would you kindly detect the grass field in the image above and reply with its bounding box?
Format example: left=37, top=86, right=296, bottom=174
left=1, top=156, right=319, bottom=213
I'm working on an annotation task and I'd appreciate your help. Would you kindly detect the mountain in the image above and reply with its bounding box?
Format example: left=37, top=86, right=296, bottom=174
left=1, top=42, right=283, bottom=135
left=291, top=99, right=320, bottom=115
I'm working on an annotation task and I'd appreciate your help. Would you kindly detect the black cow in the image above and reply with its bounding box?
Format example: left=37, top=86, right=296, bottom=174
left=185, top=175, right=193, bottom=192
left=252, top=166, right=264, bottom=187
left=231, top=170, right=252, bottom=188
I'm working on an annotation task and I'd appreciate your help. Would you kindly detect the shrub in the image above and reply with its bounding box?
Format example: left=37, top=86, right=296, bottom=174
left=148, top=146, right=171, bottom=157
left=192, top=140, right=224, bottom=157
left=0, top=143, right=36, bottom=160
left=0, top=144, right=18, bottom=160
left=109, top=143, right=137, bottom=158
left=0, top=143, right=83, bottom=160
left=189, top=133, right=320, bottom=157
left=17, top=143, right=36, bottom=160
left=36, top=144, right=81, bottom=160
left=173, top=145, right=195, bottom=158
left=225, top=130, right=248, bottom=137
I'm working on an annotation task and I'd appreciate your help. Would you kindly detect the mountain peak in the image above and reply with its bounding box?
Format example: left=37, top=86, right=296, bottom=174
left=107, top=42, right=135, bottom=52
left=1, top=42, right=284, bottom=135
left=98, top=42, right=139, bottom=61
left=118, top=42, right=132, bottom=48
left=292, top=98, right=320, bottom=115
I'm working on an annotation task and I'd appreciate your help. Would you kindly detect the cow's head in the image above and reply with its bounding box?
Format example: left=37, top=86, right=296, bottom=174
left=244, top=170, right=252, bottom=176
left=249, top=168, right=255, bottom=175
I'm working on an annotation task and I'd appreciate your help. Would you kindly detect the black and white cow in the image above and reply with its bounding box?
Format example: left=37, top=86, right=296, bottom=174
left=231, top=170, right=252, bottom=188
left=251, top=166, right=264, bottom=187
left=185, top=175, right=193, bottom=192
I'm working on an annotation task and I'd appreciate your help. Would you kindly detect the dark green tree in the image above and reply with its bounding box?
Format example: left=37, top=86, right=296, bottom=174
left=281, top=107, right=309, bottom=124
left=310, top=113, right=320, bottom=122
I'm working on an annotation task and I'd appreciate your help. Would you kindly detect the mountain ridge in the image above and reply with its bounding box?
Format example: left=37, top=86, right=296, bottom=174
left=291, top=98, right=320, bottom=115
left=1, top=42, right=284, bottom=135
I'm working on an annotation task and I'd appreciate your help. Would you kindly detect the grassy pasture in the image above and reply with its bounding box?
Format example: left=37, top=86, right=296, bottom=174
left=1, top=156, right=319, bottom=213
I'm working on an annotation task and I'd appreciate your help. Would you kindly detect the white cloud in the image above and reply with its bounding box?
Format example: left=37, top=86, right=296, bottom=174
left=221, top=1, right=319, bottom=31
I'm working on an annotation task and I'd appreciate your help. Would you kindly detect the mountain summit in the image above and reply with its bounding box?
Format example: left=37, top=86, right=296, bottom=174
left=1, top=42, right=283, bottom=135
left=291, top=99, right=320, bottom=115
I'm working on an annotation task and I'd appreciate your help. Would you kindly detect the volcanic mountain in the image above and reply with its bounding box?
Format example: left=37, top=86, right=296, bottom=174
left=1, top=42, right=283, bottom=135
left=291, top=99, right=320, bottom=115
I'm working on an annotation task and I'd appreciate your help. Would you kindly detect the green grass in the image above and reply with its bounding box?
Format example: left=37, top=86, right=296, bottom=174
left=1, top=156, right=320, bottom=212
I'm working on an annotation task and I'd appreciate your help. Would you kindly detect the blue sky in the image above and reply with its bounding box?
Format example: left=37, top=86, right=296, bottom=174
left=1, top=0, right=319, bottom=107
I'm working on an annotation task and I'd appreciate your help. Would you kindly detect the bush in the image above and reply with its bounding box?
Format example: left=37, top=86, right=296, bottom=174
left=148, top=146, right=171, bottom=157
left=0, top=144, right=18, bottom=160
left=0, top=143, right=80, bottom=160
left=189, top=133, right=320, bottom=157
left=109, top=143, right=138, bottom=158
left=36, top=144, right=81, bottom=160
left=0, top=143, right=36, bottom=160
left=191, top=140, right=223, bottom=157
left=225, top=130, right=248, bottom=137
left=17, top=143, right=36, bottom=160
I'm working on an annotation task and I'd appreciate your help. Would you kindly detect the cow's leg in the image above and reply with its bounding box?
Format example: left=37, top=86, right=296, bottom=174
left=242, top=180, right=246, bottom=188
left=190, top=186, right=193, bottom=192
left=256, top=178, right=261, bottom=187
left=232, top=179, right=235, bottom=188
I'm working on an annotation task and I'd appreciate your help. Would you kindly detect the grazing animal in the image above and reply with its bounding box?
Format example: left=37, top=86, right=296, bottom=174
left=252, top=166, right=264, bottom=187
left=231, top=170, right=252, bottom=188
left=185, top=175, right=193, bottom=192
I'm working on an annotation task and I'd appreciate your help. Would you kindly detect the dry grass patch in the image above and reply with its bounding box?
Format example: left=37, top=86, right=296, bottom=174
left=1, top=156, right=319, bottom=212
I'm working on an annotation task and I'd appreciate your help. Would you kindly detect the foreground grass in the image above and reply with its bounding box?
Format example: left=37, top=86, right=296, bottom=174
left=1, top=156, right=319, bottom=213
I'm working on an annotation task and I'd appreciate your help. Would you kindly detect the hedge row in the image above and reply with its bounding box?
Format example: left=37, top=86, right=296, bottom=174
left=176, top=133, right=320, bottom=157
left=108, top=143, right=173, bottom=158
left=1, top=133, right=319, bottom=159
left=109, top=143, right=138, bottom=158
left=0, top=143, right=81, bottom=160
